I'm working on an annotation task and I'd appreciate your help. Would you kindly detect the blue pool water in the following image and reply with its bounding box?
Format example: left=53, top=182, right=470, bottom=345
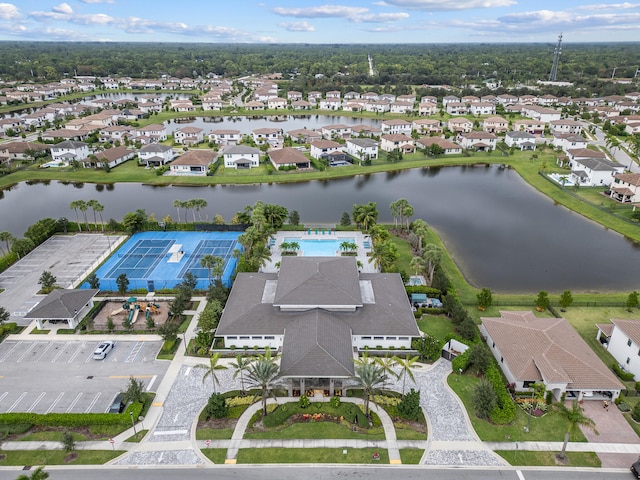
left=284, top=237, right=355, bottom=256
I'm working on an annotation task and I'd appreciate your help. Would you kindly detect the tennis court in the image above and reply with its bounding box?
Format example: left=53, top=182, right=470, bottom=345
left=88, top=231, right=242, bottom=291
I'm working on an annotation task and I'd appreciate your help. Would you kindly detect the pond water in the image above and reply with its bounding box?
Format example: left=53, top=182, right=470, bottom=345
left=1, top=166, right=639, bottom=293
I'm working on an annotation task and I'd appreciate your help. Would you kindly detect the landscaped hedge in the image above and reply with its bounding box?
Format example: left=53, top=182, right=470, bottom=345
left=486, top=363, right=516, bottom=424
left=613, top=363, right=635, bottom=381
left=0, top=322, right=18, bottom=342
left=0, top=402, right=143, bottom=427
left=405, top=286, right=441, bottom=296
left=451, top=347, right=470, bottom=373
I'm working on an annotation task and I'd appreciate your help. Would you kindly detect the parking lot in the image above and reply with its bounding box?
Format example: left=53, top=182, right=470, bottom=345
left=0, top=339, right=168, bottom=414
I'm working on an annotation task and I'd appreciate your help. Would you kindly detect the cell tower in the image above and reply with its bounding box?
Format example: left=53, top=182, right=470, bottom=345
left=549, top=33, right=563, bottom=81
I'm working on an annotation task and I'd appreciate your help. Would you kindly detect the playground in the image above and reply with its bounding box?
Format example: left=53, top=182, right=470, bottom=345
left=92, top=298, right=171, bottom=331
left=87, top=231, right=242, bottom=292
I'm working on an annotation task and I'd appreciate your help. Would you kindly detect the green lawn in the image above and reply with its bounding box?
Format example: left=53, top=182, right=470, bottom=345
left=417, top=315, right=456, bottom=341
left=18, top=431, right=90, bottom=442
left=196, top=427, right=234, bottom=440
left=0, top=450, right=124, bottom=466
left=395, top=426, right=427, bottom=441
left=389, top=232, right=414, bottom=276
left=399, top=449, right=424, bottom=464
left=447, top=373, right=588, bottom=443
left=236, top=448, right=390, bottom=464
left=244, top=421, right=386, bottom=440
left=495, top=450, right=601, bottom=468
left=200, top=448, right=228, bottom=464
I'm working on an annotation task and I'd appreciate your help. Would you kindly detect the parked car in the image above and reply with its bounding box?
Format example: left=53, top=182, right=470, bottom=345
left=108, top=392, right=125, bottom=414
left=93, top=340, right=116, bottom=360
left=631, top=457, right=640, bottom=479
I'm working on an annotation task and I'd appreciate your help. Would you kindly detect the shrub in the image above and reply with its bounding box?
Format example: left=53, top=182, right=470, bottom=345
left=472, top=380, right=497, bottom=420
left=632, top=402, right=640, bottom=422
left=298, top=395, right=311, bottom=409
left=618, top=401, right=631, bottom=413
left=61, top=431, right=75, bottom=452
left=486, top=363, right=516, bottom=424
left=205, top=393, right=228, bottom=419
left=612, top=363, right=635, bottom=381
left=397, top=389, right=421, bottom=421
left=329, top=396, right=341, bottom=408
left=451, top=348, right=471, bottom=373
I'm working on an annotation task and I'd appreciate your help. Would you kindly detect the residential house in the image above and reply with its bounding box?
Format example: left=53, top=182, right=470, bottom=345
left=0, top=117, right=24, bottom=135
left=252, top=128, right=282, bottom=147
left=458, top=132, right=497, bottom=151
left=522, top=105, right=562, bottom=123
left=319, top=98, right=342, bottom=110
left=412, top=119, right=442, bottom=135
left=310, top=140, right=343, bottom=160
left=549, top=119, right=583, bottom=135
left=51, top=140, right=89, bottom=164
left=343, top=101, right=365, bottom=112
left=446, top=102, right=468, bottom=115
left=169, top=150, right=217, bottom=176
left=350, top=124, right=381, bottom=138
left=397, top=94, right=416, bottom=105
left=215, top=256, right=419, bottom=396
left=208, top=129, right=241, bottom=146
left=609, top=173, right=640, bottom=203
left=482, top=116, right=509, bottom=134
left=505, top=131, right=536, bottom=150
left=174, top=126, right=204, bottom=145
left=481, top=311, right=623, bottom=401
left=447, top=118, right=473, bottom=134
left=597, top=319, right=640, bottom=381
left=343, top=91, right=361, bottom=101
left=415, top=137, right=462, bottom=155
left=82, top=146, right=134, bottom=169
left=202, top=95, right=223, bottom=111
left=462, top=95, right=480, bottom=104
left=497, top=94, right=518, bottom=105
left=267, top=97, right=288, bottom=110
left=537, top=94, right=558, bottom=106
left=170, top=99, right=196, bottom=112
left=222, top=145, right=261, bottom=169
left=625, top=122, right=640, bottom=136
left=137, top=124, right=167, bottom=143
left=307, top=91, right=322, bottom=103
left=514, top=120, right=545, bottom=136
left=287, top=128, right=322, bottom=144
left=469, top=102, right=496, bottom=116
left=291, top=100, right=312, bottom=110
left=418, top=101, right=438, bottom=116
left=390, top=102, right=414, bottom=114
left=566, top=149, right=623, bottom=186
left=362, top=92, right=379, bottom=102
left=0, top=141, right=50, bottom=163
left=381, top=119, right=412, bottom=136
left=138, top=143, right=174, bottom=167
left=326, top=90, right=341, bottom=100
left=268, top=148, right=310, bottom=170
left=244, top=100, right=265, bottom=111
left=442, top=95, right=460, bottom=107
left=346, top=138, right=378, bottom=162
left=99, top=125, right=136, bottom=144
left=552, top=134, right=588, bottom=152
left=380, top=93, right=396, bottom=103
left=287, top=91, right=303, bottom=102
left=380, top=134, right=415, bottom=153
left=321, top=124, right=352, bottom=140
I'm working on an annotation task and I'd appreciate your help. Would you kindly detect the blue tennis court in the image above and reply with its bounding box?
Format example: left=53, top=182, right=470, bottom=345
left=87, top=231, right=242, bottom=291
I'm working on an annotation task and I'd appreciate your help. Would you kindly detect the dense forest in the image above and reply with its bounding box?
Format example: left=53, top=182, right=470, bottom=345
left=1, top=42, right=639, bottom=96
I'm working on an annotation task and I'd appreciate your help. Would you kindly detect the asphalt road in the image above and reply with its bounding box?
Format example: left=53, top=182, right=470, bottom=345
left=0, top=339, right=166, bottom=414
left=0, top=466, right=631, bottom=480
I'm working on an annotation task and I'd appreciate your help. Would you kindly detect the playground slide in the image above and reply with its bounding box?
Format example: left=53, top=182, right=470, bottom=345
left=131, top=307, right=140, bottom=325
left=110, top=307, right=124, bottom=316
left=145, top=309, right=151, bottom=320
left=127, top=308, right=134, bottom=322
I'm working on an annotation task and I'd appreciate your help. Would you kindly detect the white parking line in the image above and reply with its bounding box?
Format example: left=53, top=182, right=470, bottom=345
left=0, top=392, right=8, bottom=404
left=0, top=342, right=19, bottom=362
left=516, top=470, right=526, bottom=480
left=68, top=343, right=84, bottom=363
left=125, top=342, right=144, bottom=363
left=46, top=392, right=64, bottom=413
left=27, top=392, right=46, bottom=412
left=34, top=342, right=55, bottom=362
left=66, top=393, right=83, bottom=413
left=86, top=392, right=101, bottom=413
left=146, top=375, right=157, bottom=391
left=50, top=342, right=70, bottom=363
left=17, top=343, right=39, bottom=363
left=7, top=392, right=27, bottom=413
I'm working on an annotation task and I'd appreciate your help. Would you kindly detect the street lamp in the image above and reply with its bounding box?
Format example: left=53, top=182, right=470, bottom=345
left=130, top=410, right=137, bottom=436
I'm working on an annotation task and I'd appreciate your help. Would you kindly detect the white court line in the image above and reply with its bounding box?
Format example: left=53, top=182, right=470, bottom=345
left=86, top=392, right=101, bottom=413
left=68, top=343, right=84, bottom=363
left=0, top=342, right=20, bottom=362
left=34, top=342, right=55, bottom=362
left=50, top=342, right=70, bottom=363
left=66, top=393, right=83, bottom=413
left=16, top=342, right=38, bottom=363
left=27, top=392, right=46, bottom=412
left=46, top=392, right=64, bottom=413
left=7, top=392, right=27, bottom=413
left=146, top=375, right=157, bottom=391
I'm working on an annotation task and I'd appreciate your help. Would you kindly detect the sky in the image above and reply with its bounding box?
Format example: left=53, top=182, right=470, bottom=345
left=0, top=1, right=639, bottom=44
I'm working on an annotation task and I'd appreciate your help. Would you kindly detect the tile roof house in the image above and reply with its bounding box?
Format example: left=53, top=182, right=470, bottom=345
left=216, top=256, right=419, bottom=396
left=481, top=311, right=623, bottom=402
left=346, top=138, right=378, bottom=162
left=174, top=126, right=204, bottom=145
left=597, top=319, right=640, bottom=380
left=310, top=140, right=343, bottom=160
left=208, top=129, right=241, bottom=146
left=381, top=119, right=412, bottom=135
left=268, top=148, right=310, bottom=170
left=380, top=134, right=415, bottom=153
left=51, top=140, right=89, bottom=164
left=609, top=173, right=640, bottom=203
left=169, top=150, right=217, bottom=176
left=24, top=288, right=99, bottom=330
left=457, top=131, right=497, bottom=151
left=416, top=137, right=462, bottom=155
left=221, top=145, right=261, bottom=169
left=82, top=145, right=135, bottom=169
left=138, top=143, right=174, bottom=167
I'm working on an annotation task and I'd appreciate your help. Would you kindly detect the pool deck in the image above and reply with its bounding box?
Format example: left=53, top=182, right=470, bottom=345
left=263, top=230, right=376, bottom=273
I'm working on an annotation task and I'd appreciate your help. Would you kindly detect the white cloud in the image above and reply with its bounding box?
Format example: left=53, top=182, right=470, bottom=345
left=0, top=3, right=20, bottom=20
left=279, top=21, right=315, bottom=31
left=273, top=5, right=369, bottom=18
left=382, top=0, right=516, bottom=10
left=372, top=1, right=389, bottom=5
left=79, top=0, right=114, bottom=3
left=353, top=12, right=410, bottom=22
left=575, top=2, right=640, bottom=10
left=52, top=3, right=73, bottom=15
left=71, top=13, right=116, bottom=25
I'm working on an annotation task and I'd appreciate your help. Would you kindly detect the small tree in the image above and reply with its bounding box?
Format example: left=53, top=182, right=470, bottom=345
left=146, top=312, right=155, bottom=330
left=122, top=376, right=145, bottom=405
left=61, top=431, right=76, bottom=453
left=626, top=291, right=640, bottom=312
left=559, top=290, right=573, bottom=311
left=116, top=273, right=129, bottom=295
left=535, top=290, right=550, bottom=311
left=476, top=287, right=493, bottom=311
left=472, top=380, right=497, bottom=420
left=38, top=270, right=57, bottom=292
left=86, top=272, right=100, bottom=290
left=158, top=321, right=178, bottom=342
left=205, top=392, right=228, bottom=419
left=106, top=316, right=115, bottom=333
left=340, top=211, right=351, bottom=226
left=468, top=342, right=492, bottom=373
left=16, top=466, right=50, bottom=480
left=397, top=388, right=421, bottom=420
left=0, top=306, right=10, bottom=325
left=288, top=210, right=300, bottom=226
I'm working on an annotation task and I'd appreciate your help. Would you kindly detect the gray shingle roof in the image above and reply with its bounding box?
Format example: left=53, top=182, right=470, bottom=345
left=24, top=289, right=99, bottom=320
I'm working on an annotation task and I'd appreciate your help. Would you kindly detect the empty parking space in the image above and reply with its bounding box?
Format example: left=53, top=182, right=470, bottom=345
left=0, top=339, right=167, bottom=414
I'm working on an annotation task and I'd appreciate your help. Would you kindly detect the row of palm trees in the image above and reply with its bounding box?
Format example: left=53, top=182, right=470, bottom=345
left=172, top=198, right=208, bottom=223
left=389, top=198, right=415, bottom=232
left=69, top=199, right=105, bottom=232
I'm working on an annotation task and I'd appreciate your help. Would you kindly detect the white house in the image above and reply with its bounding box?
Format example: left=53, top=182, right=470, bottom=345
left=448, top=118, right=473, bottom=133
left=380, top=134, right=415, bottom=153
left=51, top=140, right=89, bottom=164
left=381, top=119, right=412, bottom=136
left=321, top=124, right=352, bottom=139
left=267, top=97, right=288, bottom=110
left=82, top=146, right=134, bottom=169
left=418, top=101, right=438, bottom=116
left=469, top=102, right=496, bottom=116
left=482, top=116, right=509, bottom=134
left=208, top=129, right=242, bottom=146
left=415, top=137, right=462, bottom=155
left=390, top=102, right=413, bottom=114
left=458, top=132, right=497, bottom=151
left=505, top=131, right=536, bottom=150
left=566, top=149, right=623, bottom=186
left=138, top=143, right=174, bottom=167
left=522, top=105, right=562, bottom=123
left=609, top=173, right=640, bottom=203
left=252, top=128, right=282, bottom=147
left=222, top=145, right=261, bottom=169
left=174, top=127, right=204, bottom=145
left=346, top=138, right=378, bottom=162
left=310, top=140, right=343, bottom=160
left=137, top=124, right=167, bottom=143
left=549, top=119, right=583, bottom=135
left=446, top=102, right=468, bottom=115
left=552, top=134, right=588, bottom=152
left=412, top=119, right=442, bottom=135
left=319, top=99, right=341, bottom=110
left=202, top=95, right=223, bottom=111
left=597, top=319, right=640, bottom=381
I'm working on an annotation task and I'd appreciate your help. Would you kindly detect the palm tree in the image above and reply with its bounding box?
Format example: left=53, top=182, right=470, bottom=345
left=389, top=200, right=400, bottom=230
left=173, top=200, right=183, bottom=223
left=200, top=254, right=217, bottom=284
left=411, top=219, right=429, bottom=253
left=230, top=353, right=253, bottom=394
left=409, top=256, right=426, bottom=276
left=16, top=466, right=49, bottom=480
left=93, top=201, right=105, bottom=231
left=422, top=244, right=442, bottom=286
left=232, top=248, right=243, bottom=273
left=250, top=243, right=272, bottom=270
left=69, top=200, right=84, bottom=231
left=77, top=200, right=89, bottom=231
left=393, top=355, right=420, bottom=394
left=245, top=347, right=279, bottom=415
left=194, top=353, right=228, bottom=394
left=394, top=199, right=409, bottom=231
left=375, top=355, right=398, bottom=389
left=554, top=400, right=598, bottom=460
left=402, top=204, right=414, bottom=231
left=0, top=231, right=15, bottom=256
left=339, top=241, right=357, bottom=254
left=353, top=354, right=387, bottom=417
left=193, top=198, right=208, bottom=221
left=87, top=199, right=101, bottom=230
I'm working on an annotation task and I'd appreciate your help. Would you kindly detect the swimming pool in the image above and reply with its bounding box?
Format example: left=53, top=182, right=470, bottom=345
left=283, top=237, right=355, bottom=256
